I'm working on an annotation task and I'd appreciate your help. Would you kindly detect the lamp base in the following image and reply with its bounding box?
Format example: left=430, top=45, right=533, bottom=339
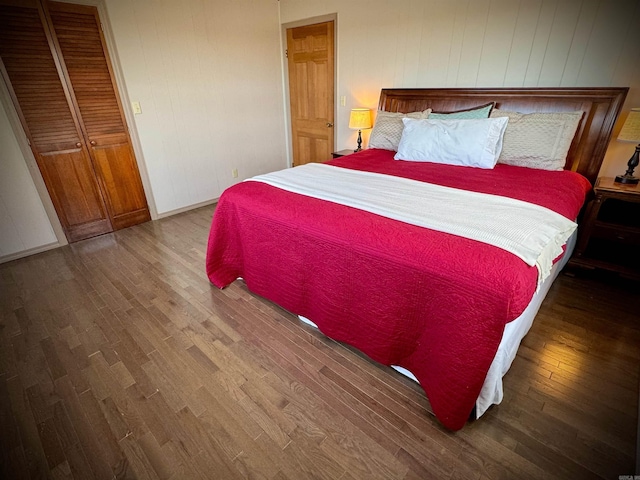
left=353, top=129, right=363, bottom=153
left=614, top=174, right=639, bottom=185
left=615, top=145, right=640, bottom=185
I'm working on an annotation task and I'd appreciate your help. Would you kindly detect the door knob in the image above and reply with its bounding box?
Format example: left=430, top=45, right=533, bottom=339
left=326, top=122, right=333, bottom=128
left=75, top=142, right=82, bottom=148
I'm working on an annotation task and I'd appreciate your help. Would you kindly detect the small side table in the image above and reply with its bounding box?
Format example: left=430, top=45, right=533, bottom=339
left=331, top=149, right=356, bottom=159
left=570, top=177, right=640, bottom=279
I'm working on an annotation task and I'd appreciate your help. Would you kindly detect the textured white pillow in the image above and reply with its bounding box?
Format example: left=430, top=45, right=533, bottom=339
left=368, top=109, right=432, bottom=151
left=394, top=117, right=509, bottom=169
left=490, top=109, right=583, bottom=170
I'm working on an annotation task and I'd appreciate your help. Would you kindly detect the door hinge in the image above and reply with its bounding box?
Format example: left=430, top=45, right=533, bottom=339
left=285, top=49, right=288, bottom=58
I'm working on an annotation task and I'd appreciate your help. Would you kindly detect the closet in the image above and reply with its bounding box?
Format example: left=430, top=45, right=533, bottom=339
left=0, top=0, right=150, bottom=242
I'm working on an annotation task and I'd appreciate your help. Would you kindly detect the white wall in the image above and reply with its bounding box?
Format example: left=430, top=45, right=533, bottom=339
left=104, top=0, right=287, bottom=215
left=279, top=0, right=640, bottom=178
left=0, top=101, right=58, bottom=259
left=2, top=0, right=639, bottom=261
left=1, top=0, right=287, bottom=262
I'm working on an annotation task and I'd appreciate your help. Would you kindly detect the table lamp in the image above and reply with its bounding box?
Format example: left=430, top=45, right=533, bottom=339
left=615, top=107, right=640, bottom=185
left=349, top=108, right=372, bottom=152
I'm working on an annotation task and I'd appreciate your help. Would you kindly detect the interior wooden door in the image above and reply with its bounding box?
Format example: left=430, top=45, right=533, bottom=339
left=0, top=0, right=113, bottom=242
left=46, top=1, right=150, bottom=231
left=286, top=21, right=335, bottom=166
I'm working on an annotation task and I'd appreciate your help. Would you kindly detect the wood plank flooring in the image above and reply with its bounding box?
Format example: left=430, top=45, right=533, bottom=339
left=0, top=205, right=638, bottom=479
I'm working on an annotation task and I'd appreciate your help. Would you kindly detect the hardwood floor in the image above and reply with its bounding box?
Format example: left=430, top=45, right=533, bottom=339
left=0, top=205, right=638, bottom=479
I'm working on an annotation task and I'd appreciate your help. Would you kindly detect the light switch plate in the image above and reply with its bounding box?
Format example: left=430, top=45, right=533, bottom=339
left=132, top=101, right=142, bottom=115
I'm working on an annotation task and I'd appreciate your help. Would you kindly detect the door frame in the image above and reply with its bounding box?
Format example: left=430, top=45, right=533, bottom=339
left=0, top=74, right=68, bottom=250
left=0, top=0, right=157, bottom=251
left=281, top=13, right=337, bottom=168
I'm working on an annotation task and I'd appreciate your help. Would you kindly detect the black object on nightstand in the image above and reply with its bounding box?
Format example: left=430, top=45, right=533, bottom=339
left=570, top=177, right=640, bottom=279
left=331, top=149, right=356, bottom=159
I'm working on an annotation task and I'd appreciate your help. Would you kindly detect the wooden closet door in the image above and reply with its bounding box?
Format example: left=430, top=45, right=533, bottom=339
left=46, top=1, right=151, bottom=231
left=0, top=0, right=112, bottom=242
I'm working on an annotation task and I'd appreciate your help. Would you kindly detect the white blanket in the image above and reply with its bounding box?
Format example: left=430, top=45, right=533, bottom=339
left=248, top=163, right=577, bottom=285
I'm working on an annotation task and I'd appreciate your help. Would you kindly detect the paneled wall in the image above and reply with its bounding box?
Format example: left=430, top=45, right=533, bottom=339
left=279, top=0, right=640, bottom=178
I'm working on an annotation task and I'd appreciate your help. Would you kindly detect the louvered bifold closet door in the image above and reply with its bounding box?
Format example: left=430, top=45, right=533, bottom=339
left=46, top=1, right=150, bottom=230
left=0, top=0, right=112, bottom=242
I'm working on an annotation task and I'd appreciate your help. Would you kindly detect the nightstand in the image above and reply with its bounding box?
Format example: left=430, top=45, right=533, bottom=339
left=331, top=149, right=356, bottom=159
left=570, top=177, right=640, bottom=279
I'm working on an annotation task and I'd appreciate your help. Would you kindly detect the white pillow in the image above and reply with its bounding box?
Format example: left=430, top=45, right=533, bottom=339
left=489, top=109, right=583, bottom=170
left=394, top=117, right=509, bottom=169
left=368, top=109, right=432, bottom=151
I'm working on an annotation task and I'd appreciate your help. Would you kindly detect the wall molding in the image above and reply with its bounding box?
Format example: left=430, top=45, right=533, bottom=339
left=156, top=197, right=219, bottom=220
left=0, top=241, right=61, bottom=265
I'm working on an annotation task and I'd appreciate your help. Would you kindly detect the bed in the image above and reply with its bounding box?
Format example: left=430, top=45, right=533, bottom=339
left=206, top=87, right=627, bottom=430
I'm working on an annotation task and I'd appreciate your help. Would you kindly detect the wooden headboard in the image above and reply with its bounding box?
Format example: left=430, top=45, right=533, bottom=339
left=378, top=88, right=628, bottom=185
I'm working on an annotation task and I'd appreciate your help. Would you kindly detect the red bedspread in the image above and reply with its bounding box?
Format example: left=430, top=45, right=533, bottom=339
left=206, top=149, right=590, bottom=430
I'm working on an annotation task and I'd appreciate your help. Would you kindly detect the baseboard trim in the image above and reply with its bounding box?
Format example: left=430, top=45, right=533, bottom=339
left=1, top=199, right=220, bottom=264
left=156, top=198, right=219, bottom=219
left=0, top=241, right=61, bottom=264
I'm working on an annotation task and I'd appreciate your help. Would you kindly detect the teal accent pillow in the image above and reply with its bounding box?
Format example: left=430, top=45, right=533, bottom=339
left=429, top=102, right=494, bottom=119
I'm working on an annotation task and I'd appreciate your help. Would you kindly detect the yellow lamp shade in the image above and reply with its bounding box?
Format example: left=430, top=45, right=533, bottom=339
left=618, top=108, right=640, bottom=143
left=349, top=108, right=372, bottom=130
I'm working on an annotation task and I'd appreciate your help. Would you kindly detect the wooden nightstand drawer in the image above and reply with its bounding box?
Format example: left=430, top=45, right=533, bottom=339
left=592, top=223, right=640, bottom=246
